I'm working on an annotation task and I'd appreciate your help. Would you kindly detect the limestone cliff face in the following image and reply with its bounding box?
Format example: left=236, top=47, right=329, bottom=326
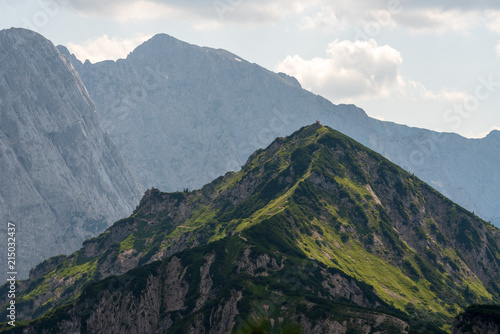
left=0, top=28, right=143, bottom=279
left=58, top=34, right=500, bottom=226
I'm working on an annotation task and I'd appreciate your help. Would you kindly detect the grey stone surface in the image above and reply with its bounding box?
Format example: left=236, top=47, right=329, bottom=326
left=0, top=28, right=143, bottom=279
left=59, top=33, right=499, bottom=225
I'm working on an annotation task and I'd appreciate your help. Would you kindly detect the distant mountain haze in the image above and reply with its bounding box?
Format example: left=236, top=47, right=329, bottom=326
left=58, top=33, right=500, bottom=227
left=0, top=28, right=143, bottom=279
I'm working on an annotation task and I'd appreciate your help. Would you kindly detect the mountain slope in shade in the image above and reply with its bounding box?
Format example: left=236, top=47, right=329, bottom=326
left=3, top=124, right=500, bottom=332
left=452, top=305, right=500, bottom=333
left=58, top=34, right=500, bottom=226
left=0, top=28, right=143, bottom=279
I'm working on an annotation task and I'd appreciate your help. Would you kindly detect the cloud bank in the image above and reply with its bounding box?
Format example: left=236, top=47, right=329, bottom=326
left=66, top=0, right=500, bottom=34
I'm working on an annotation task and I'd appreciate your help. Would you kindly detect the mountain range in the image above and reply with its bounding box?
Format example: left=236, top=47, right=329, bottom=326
left=1, top=28, right=499, bottom=333
left=57, top=33, right=500, bottom=227
left=2, top=123, right=499, bottom=333
left=0, top=28, right=143, bottom=279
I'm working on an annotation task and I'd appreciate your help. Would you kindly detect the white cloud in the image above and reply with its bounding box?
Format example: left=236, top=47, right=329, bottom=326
left=105, top=1, right=177, bottom=22
left=486, top=10, right=500, bottom=34
left=276, top=39, right=401, bottom=101
left=68, top=0, right=313, bottom=26
left=298, top=3, right=500, bottom=38
left=300, top=4, right=398, bottom=33
left=495, top=41, right=500, bottom=58
left=300, top=6, right=345, bottom=33
left=484, top=11, right=500, bottom=59
left=66, top=34, right=152, bottom=63
left=63, top=0, right=500, bottom=38
left=300, top=4, right=486, bottom=36
left=275, top=39, right=469, bottom=105
left=72, top=1, right=179, bottom=22
left=394, top=9, right=483, bottom=34
left=275, top=39, right=490, bottom=136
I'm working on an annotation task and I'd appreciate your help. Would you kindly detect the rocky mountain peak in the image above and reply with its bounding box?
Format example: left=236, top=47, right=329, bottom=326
left=1, top=27, right=45, bottom=47
left=125, top=33, right=198, bottom=63
left=58, top=32, right=500, bottom=228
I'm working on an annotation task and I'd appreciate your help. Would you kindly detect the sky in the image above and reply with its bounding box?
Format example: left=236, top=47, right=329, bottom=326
left=1, top=0, right=500, bottom=138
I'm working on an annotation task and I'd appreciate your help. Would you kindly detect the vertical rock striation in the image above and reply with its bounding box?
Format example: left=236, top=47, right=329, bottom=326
left=0, top=28, right=143, bottom=279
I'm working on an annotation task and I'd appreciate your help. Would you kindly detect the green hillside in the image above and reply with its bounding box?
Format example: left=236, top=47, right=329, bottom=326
left=2, top=123, right=500, bottom=332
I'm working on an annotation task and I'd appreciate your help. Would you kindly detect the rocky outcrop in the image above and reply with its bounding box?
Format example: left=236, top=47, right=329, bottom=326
left=0, top=28, right=142, bottom=280
left=85, top=274, right=163, bottom=333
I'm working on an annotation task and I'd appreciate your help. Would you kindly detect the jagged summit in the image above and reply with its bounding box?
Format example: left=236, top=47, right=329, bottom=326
left=0, top=28, right=143, bottom=280
left=133, top=32, right=187, bottom=49
left=126, top=33, right=196, bottom=61
left=56, top=44, right=83, bottom=68
left=4, top=123, right=500, bottom=332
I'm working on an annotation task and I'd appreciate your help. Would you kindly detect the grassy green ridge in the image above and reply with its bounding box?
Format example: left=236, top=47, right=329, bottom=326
left=2, top=123, right=500, bottom=331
